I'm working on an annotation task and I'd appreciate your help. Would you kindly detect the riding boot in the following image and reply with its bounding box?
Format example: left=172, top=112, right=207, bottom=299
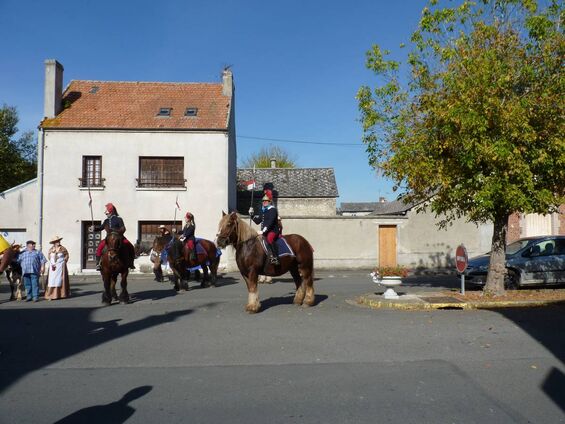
left=95, top=256, right=101, bottom=271
left=268, top=243, right=280, bottom=265
left=190, top=248, right=197, bottom=261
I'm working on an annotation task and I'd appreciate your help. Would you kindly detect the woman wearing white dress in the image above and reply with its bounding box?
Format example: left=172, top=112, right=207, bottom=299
left=45, top=235, right=70, bottom=300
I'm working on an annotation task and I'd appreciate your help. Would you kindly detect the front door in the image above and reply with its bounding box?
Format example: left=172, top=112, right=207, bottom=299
left=379, top=225, right=397, bottom=267
left=82, top=221, right=101, bottom=269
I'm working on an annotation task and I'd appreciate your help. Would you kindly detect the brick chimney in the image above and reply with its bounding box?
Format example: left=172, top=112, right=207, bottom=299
left=44, top=59, right=64, bottom=119
left=222, top=68, right=233, bottom=97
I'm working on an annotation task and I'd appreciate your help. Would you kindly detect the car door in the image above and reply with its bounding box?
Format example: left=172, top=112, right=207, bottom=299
left=521, top=239, right=561, bottom=285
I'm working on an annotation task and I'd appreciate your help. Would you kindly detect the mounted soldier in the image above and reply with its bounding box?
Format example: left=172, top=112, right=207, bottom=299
left=180, top=211, right=197, bottom=262
left=92, top=203, right=135, bottom=271
left=251, top=189, right=280, bottom=265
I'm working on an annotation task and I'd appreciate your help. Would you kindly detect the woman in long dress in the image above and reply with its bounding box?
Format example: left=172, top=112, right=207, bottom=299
left=45, top=235, right=70, bottom=300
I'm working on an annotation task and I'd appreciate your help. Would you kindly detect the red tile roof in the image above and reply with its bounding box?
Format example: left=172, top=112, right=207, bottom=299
left=41, top=80, right=231, bottom=130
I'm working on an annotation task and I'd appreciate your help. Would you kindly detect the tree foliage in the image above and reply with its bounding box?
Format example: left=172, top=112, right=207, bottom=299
left=358, top=0, right=564, bottom=295
left=0, top=105, right=37, bottom=192
left=240, top=145, right=297, bottom=168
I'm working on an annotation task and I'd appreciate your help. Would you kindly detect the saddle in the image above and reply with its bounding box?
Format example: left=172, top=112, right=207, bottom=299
left=259, top=237, right=294, bottom=258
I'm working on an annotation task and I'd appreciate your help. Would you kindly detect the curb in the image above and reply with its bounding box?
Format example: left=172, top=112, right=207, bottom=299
left=356, top=294, right=565, bottom=310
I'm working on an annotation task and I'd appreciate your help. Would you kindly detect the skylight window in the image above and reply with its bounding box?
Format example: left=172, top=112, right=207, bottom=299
left=157, top=107, right=172, bottom=117
left=185, top=107, right=198, bottom=117
left=89, top=86, right=99, bottom=94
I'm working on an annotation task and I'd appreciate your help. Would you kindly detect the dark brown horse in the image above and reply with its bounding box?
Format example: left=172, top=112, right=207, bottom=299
left=100, top=231, right=135, bottom=305
left=0, top=246, right=24, bottom=300
left=166, top=237, right=220, bottom=291
left=216, top=211, right=315, bottom=313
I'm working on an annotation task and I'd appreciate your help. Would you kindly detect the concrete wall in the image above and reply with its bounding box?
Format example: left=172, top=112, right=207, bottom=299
left=397, top=209, right=493, bottom=270
left=0, top=179, right=39, bottom=246
left=39, top=129, right=235, bottom=273
left=277, top=198, right=336, bottom=217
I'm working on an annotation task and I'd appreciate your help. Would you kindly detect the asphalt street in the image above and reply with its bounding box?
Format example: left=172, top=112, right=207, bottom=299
left=0, top=270, right=563, bottom=423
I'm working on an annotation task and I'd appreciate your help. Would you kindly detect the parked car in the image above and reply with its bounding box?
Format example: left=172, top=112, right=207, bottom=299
left=464, top=236, right=565, bottom=289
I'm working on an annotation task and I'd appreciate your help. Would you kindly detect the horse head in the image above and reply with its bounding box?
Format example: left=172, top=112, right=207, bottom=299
left=216, top=211, right=239, bottom=248
left=105, top=231, right=123, bottom=261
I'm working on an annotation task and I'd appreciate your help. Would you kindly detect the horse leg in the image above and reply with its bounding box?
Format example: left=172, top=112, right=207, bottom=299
left=209, top=259, right=219, bottom=287
left=101, top=275, right=112, bottom=305
left=110, top=275, right=119, bottom=301
left=300, top=266, right=315, bottom=306
left=6, top=271, right=15, bottom=301
left=200, top=267, right=210, bottom=288
left=243, top=271, right=261, bottom=313
left=290, top=265, right=305, bottom=306
left=119, top=272, right=130, bottom=304
left=16, top=275, right=24, bottom=301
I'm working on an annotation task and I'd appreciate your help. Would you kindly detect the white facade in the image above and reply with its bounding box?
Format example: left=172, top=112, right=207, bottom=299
left=38, top=129, right=235, bottom=273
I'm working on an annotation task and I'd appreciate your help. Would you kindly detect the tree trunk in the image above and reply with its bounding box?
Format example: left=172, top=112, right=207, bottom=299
left=484, top=213, right=510, bottom=296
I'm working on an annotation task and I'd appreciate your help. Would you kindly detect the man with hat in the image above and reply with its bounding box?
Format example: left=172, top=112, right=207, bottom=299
left=251, top=189, right=280, bottom=265
left=17, top=240, right=47, bottom=302
left=91, top=203, right=135, bottom=271
left=158, top=225, right=171, bottom=237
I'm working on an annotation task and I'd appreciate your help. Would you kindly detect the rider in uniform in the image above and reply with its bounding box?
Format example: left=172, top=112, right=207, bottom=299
left=93, top=203, right=135, bottom=271
left=251, top=189, right=280, bottom=265
left=180, top=212, right=197, bottom=262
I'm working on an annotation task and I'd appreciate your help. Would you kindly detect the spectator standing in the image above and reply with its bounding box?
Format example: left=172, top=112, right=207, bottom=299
left=18, top=240, right=47, bottom=302
left=45, top=236, right=70, bottom=300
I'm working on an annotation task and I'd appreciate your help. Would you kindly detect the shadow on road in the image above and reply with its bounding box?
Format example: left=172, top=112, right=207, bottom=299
left=54, top=385, right=152, bottom=423
left=0, top=306, right=193, bottom=393
left=261, top=293, right=328, bottom=312
left=492, top=305, right=565, bottom=413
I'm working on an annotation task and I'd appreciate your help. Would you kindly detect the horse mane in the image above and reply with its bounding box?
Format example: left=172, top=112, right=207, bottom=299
left=236, top=216, right=259, bottom=244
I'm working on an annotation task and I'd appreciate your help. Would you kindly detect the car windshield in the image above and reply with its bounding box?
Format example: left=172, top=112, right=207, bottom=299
left=506, top=239, right=531, bottom=255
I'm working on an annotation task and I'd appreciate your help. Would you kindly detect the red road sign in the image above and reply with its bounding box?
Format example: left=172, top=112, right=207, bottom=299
left=455, top=244, right=468, bottom=273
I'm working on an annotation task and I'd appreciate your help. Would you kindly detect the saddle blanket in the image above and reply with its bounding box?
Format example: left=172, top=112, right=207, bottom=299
left=260, top=236, right=295, bottom=258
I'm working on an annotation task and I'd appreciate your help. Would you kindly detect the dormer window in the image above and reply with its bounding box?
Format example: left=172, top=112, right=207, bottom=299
left=185, top=107, right=198, bottom=117
left=157, top=107, right=172, bottom=117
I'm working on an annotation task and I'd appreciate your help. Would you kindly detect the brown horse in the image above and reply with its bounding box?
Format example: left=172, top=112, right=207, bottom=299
left=0, top=246, right=24, bottom=300
left=150, top=235, right=173, bottom=282
left=216, top=211, right=315, bottom=313
left=166, top=237, right=220, bottom=291
left=100, top=231, right=134, bottom=305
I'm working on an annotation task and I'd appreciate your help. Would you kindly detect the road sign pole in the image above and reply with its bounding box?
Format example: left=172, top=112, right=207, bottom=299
left=455, top=244, right=468, bottom=296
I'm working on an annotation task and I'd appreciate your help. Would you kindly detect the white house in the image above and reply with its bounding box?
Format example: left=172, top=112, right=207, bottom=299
left=1, top=59, right=237, bottom=273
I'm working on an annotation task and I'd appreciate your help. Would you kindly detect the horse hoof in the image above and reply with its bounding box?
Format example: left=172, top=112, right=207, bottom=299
left=245, top=304, right=261, bottom=314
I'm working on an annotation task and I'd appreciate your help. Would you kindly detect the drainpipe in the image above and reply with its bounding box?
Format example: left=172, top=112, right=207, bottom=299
left=37, top=128, right=45, bottom=251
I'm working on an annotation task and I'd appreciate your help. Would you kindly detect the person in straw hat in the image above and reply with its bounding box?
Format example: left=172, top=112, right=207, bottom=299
left=44, top=235, right=70, bottom=300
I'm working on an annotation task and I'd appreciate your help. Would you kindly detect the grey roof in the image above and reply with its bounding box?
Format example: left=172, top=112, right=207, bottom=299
left=237, top=168, right=338, bottom=198
left=340, top=202, right=380, bottom=212
left=368, top=199, right=420, bottom=215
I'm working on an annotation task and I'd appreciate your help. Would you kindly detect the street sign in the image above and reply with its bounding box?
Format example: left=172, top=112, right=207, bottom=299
left=455, top=244, right=468, bottom=274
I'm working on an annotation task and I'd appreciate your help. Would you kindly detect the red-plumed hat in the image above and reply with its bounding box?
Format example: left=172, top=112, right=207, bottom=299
left=105, top=203, right=115, bottom=214
left=185, top=211, right=193, bottom=219
left=262, top=189, right=273, bottom=201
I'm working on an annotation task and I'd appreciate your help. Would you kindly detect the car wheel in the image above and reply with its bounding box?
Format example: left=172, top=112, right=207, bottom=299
left=504, top=270, right=520, bottom=290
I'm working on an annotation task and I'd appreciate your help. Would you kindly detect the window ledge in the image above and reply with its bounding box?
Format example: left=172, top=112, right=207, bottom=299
left=136, top=187, right=187, bottom=192
left=79, top=186, right=105, bottom=191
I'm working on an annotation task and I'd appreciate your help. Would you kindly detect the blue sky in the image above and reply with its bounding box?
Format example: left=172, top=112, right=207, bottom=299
left=0, top=0, right=427, bottom=203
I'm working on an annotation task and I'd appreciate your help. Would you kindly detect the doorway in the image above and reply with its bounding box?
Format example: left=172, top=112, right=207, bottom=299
left=378, top=225, right=397, bottom=267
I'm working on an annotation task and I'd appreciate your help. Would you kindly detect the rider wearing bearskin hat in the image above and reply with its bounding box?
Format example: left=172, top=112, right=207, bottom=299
left=251, top=189, right=280, bottom=265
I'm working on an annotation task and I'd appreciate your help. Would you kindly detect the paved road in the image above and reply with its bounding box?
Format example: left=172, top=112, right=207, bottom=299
left=0, top=271, right=563, bottom=423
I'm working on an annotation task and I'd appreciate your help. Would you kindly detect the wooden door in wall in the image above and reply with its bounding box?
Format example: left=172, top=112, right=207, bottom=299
left=82, top=221, right=101, bottom=269
left=378, top=225, right=397, bottom=267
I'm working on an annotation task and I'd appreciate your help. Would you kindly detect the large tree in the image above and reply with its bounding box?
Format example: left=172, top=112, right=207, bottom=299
left=358, top=0, right=564, bottom=295
left=0, top=105, right=37, bottom=192
left=240, top=145, right=297, bottom=168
